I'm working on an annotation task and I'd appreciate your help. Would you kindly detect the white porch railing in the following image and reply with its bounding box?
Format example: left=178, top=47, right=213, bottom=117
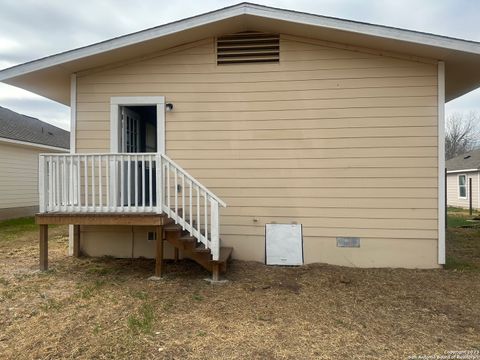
left=38, top=153, right=226, bottom=260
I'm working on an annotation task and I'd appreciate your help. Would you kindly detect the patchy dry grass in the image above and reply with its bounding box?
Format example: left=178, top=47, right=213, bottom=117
left=0, top=217, right=479, bottom=359
left=446, top=208, right=480, bottom=271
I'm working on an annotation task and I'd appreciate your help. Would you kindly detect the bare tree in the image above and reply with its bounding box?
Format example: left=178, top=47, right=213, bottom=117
left=445, top=111, right=480, bottom=160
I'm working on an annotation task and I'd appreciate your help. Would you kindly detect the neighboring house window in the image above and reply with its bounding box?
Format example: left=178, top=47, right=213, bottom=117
left=458, top=175, right=467, bottom=199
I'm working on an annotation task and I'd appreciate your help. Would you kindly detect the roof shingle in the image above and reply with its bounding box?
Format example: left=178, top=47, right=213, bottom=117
left=0, top=106, right=69, bottom=149
left=446, top=149, right=480, bottom=171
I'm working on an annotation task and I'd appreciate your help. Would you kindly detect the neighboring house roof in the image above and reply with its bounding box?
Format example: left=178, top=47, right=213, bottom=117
left=0, top=106, right=69, bottom=150
left=1, top=2, right=480, bottom=104
left=446, top=149, right=480, bottom=172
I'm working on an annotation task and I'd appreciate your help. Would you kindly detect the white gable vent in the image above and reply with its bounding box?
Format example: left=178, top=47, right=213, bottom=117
left=216, top=32, right=280, bottom=65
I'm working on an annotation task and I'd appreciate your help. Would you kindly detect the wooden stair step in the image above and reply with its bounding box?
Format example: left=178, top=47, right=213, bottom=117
left=179, top=235, right=197, bottom=243
left=193, top=244, right=211, bottom=253
left=164, top=223, right=182, bottom=232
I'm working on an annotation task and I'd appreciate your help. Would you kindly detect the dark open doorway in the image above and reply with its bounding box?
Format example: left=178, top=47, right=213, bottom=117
left=119, top=105, right=158, bottom=206
left=120, top=105, right=157, bottom=153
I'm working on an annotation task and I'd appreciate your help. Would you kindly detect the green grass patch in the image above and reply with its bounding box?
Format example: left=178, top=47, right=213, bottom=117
left=40, top=298, right=63, bottom=312
left=77, top=280, right=106, bottom=299
left=446, top=222, right=480, bottom=272
left=127, top=303, right=154, bottom=334
left=86, top=266, right=115, bottom=276
left=131, top=290, right=148, bottom=300
left=447, top=206, right=467, bottom=213
left=445, top=255, right=477, bottom=271
left=192, top=293, right=203, bottom=302
left=0, top=217, right=37, bottom=240
left=93, top=324, right=102, bottom=335
left=447, top=215, right=472, bottom=228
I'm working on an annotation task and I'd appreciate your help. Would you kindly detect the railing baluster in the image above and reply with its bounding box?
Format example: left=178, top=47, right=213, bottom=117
left=84, top=155, right=88, bottom=212
left=210, top=198, right=219, bottom=261
left=174, top=167, right=178, bottom=223
left=55, top=156, right=60, bottom=211
left=189, top=179, right=193, bottom=234
left=149, top=156, right=153, bottom=211
left=113, top=155, right=117, bottom=211
left=196, top=186, right=200, bottom=239
left=105, top=155, right=109, bottom=211
left=204, top=192, right=208, bottom=244
left=166, top=163, right=171, bottom=215
left=120, top=155, right=124, bottom=211
left=141, top=155, right=145, bottom=210
left=156, top=154, right=162, bottom=214
left=62, top=156, right=67, bottom=212
left=134, top=156, right=139, bottom=211
left=69, top=155, right=73, bottom=211
left=127, top=155, right=131, bottom=212
left=181, top=174, right=185, bottom=230
left=91, top=155, right=95, bottom=211
left=48, top=156, right=53, bottom=211
left=77, top=155, right=81, bottom=212
left=99, top=155, right=103, bottom=211
left=161, top=161, right=165, bottom=210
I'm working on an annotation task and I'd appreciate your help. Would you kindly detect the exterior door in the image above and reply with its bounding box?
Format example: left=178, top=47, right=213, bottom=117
left=121, top=107, right=141, bottom=153
left=121, top=107, right=141, bottom=205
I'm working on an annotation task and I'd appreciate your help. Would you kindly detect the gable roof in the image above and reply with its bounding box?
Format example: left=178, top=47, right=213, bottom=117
left=1, top=2, right=480, bottom=105
left=0, top=106, right=69, bottom=149
left=446, top=149, right=480, bottom=172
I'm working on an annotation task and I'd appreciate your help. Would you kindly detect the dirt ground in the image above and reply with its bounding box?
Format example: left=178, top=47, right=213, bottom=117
left=0, top=220, right=479, bottom=360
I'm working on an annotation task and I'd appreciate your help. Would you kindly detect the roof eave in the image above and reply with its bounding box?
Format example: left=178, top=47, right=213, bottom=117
left=446, top=168, right=480, bottom=174
left=1, top=2, right=480, bottom=104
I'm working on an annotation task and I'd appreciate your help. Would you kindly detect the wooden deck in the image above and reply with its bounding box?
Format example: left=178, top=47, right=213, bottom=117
left=35, top=212, right=171, bottom=277
left=35, top=212, right=170, bottom=226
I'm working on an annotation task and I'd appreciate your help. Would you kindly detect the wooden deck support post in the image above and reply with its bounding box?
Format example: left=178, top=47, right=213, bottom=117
left=174, top=247, right=179, bottom=262
left=73, top=225, right=81, bottom=258
left=39, top=224, right=48, bottom=271
left=155, top=225, right=164, bottom=277
left=212, top=262, right=220, bottom=282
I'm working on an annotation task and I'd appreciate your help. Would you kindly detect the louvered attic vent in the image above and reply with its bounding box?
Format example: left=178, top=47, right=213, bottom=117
left=216, top=32, right=280, bottom=65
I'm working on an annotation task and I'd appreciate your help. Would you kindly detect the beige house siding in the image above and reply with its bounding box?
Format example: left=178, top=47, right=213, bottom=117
left=0, top=142, right=64, bottom=219
left=446, top=172, right=480, bottom=209
left=75, top=35, right=439, bottom=268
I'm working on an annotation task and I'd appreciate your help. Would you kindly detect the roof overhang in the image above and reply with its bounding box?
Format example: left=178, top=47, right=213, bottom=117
left=0, top=136, right=68, bottom=152
left=446, top=169, right=479, bottom=174
left=2, top=2, right=480, bottom=105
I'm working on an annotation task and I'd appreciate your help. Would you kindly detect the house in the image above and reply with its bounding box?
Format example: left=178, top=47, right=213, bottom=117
left=446, top=149, right=480, bottom=210
left=1, top=3, right=480, bottom=278
left=0, top=106, right=69, bottom=220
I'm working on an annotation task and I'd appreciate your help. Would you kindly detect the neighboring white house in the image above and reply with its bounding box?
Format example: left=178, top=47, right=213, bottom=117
left=0, top=106, right=69, bottom=220
left=446, top=150, right=480, bottom=210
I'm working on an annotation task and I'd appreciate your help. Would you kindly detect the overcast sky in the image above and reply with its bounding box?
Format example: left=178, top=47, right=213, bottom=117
left=0, top=0, right=479, bottom=130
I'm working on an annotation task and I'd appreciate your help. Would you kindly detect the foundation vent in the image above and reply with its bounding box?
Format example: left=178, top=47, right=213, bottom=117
left=336, top=237, right=360, bottom=248
left=216, top=32, right=280, bottom=65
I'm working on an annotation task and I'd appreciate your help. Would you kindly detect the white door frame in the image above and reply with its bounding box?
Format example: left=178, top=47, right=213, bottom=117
left=110, top=96, right=165, bottom=154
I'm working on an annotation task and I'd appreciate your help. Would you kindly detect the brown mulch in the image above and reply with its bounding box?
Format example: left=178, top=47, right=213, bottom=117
left=0, top=226, right=479, bottom=359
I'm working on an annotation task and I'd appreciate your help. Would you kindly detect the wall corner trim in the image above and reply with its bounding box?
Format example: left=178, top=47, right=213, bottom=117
left=437, top=61, right=446, bottom=265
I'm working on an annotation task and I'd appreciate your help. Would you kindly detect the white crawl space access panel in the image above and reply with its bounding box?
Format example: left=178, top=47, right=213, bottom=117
left=265, top=224, right=304, bottom=265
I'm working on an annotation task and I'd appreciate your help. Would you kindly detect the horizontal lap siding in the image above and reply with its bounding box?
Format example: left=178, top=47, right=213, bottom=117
left=446, top=172, right=479, bottom=209
left=0, top=143, right=42, bottom=208
left=76, top=36, right=438, bottom=255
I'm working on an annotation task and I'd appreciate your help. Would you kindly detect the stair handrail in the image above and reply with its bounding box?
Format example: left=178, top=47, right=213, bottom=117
left=159, top=153, right=226, bottom=261
left=160, top=154, right=226, bottom=208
